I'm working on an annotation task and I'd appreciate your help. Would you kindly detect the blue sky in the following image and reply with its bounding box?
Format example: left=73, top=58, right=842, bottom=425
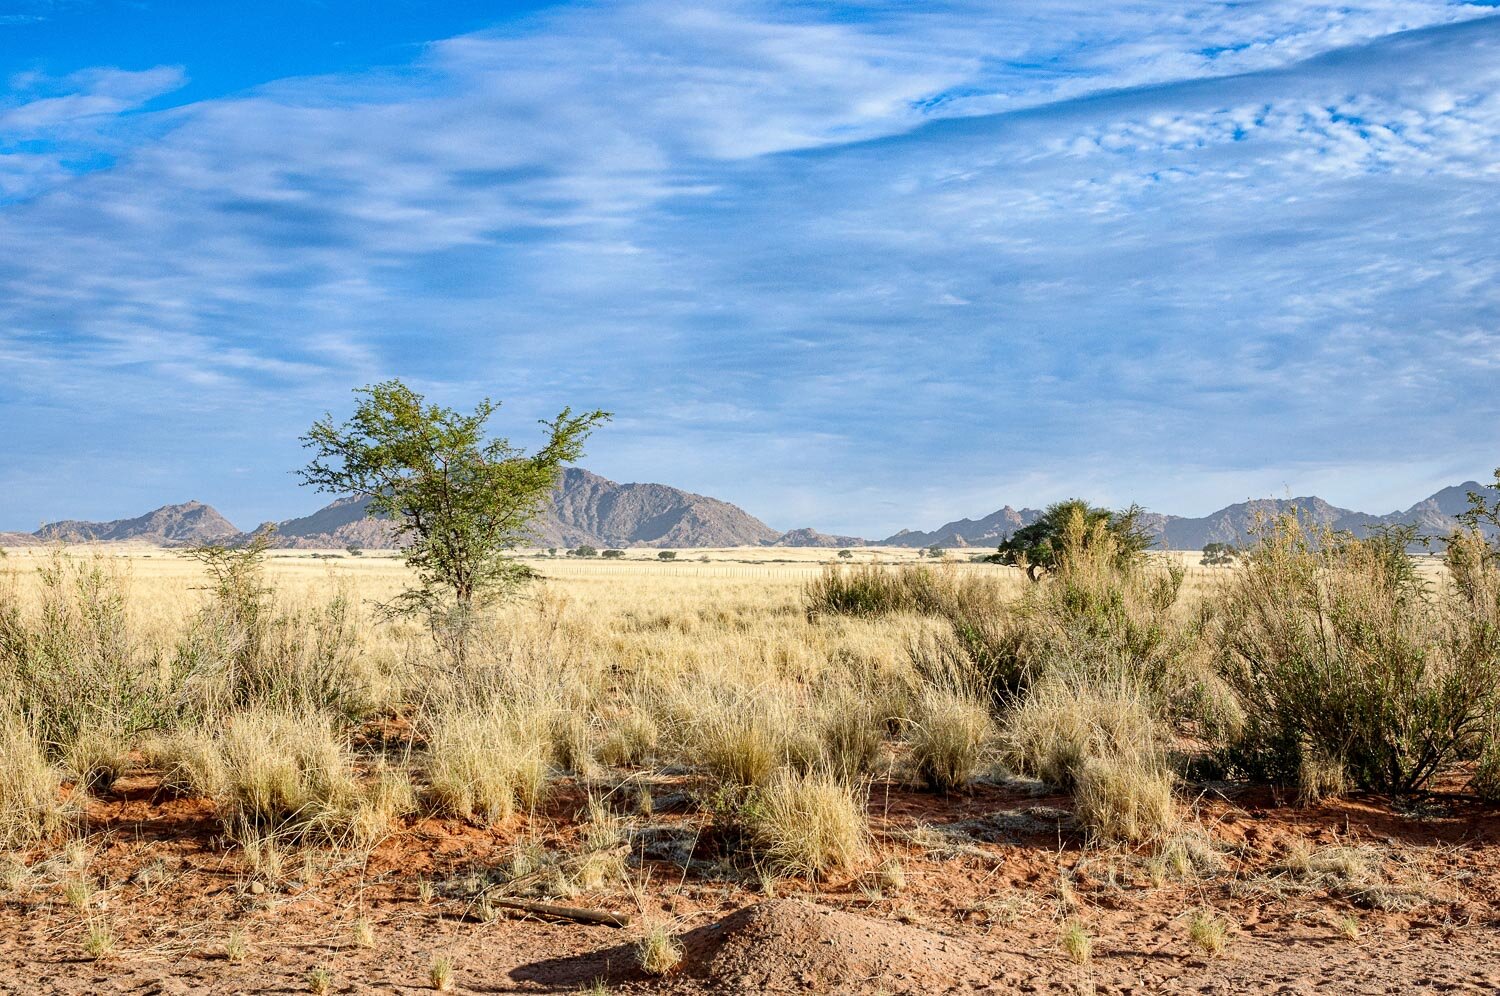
left=2, top=1, right=1498, bottom=537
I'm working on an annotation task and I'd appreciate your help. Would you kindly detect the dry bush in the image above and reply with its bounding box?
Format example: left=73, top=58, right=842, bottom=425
left=60, top=726, right=132, bottom=794
left=804, top=564, right=926, bottom=617
left=596, top=702, right=660, bottom=768
left=636, top=924, right=683, bottom=976
left=1263, top=841, right=1429, bottom=912
left=1213, top=517, right=1500, bottom=796
left=686, top=688, right=818, bottom=788
left=0, top=553, right=171, bottom=768
left=1073, top=753, right=1177, bottom=844
left=0, top=714, right=70, bottom=848
left=989, top=517, right=1195, bottom=698
left=184, top=708, right=402, bottom=843
left=1187, top=909, right=1232, bottom=955
left=816, top=686, right=886, bottom=781
left=146, top=726, right=228, bottom=798
left=425, top=707, right=549, bottom=825
left=1000, top=673, right=1166, bottom=788
left=175, top=546, right=379, bottom=719
left=744, top=769, right=869, bottom=879
left=907, top=686, right=992, bottom=793
left=999, top=672, right=1177, bottom=843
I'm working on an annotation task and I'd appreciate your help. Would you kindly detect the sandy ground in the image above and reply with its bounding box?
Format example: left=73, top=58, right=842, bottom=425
left=3, top=768, right=1497, bottom=995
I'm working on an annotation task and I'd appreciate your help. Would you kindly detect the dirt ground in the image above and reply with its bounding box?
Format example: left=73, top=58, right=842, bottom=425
left=3, top=766, right=1498, bottom=996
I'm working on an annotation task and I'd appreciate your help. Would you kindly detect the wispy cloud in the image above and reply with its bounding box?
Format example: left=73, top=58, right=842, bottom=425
left=1, top=1, right=1498, bottom=534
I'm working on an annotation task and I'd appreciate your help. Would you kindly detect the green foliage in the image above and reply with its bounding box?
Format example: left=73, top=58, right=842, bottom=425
left=1212, top=515, right=1500, bottom=797
left=179, top=537, right=371, bottom=718
left=1201, top=542, right=1238, bottom=567
left=992, top=499, right=1154, bottom=580
left=298, top=380, right=608, bottom=624
left=571, top=545, right=599, bottom=558
left=836, top=549, right=852, bottom=559
left=1460, top=466, right=1500, bottom=534
left=0, top=551, right=170, bottom=759
left=602, top=549, right=625, bottom=559
left=657, top=550, right=677, bottom=561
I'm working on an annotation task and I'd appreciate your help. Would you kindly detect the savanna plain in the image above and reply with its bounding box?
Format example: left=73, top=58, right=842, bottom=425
left=2, top=524, right=1500, bottom=995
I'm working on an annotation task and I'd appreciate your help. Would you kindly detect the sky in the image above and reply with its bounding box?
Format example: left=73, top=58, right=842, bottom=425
left=2, top=0, right=1498, bottom=538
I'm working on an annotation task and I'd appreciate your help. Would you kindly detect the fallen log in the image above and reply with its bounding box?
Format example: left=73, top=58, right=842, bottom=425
left=472, top=896, right=632, bottom=929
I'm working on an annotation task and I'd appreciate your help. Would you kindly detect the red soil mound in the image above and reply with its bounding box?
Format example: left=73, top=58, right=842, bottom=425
left=681, top=899, right=983, bottom=994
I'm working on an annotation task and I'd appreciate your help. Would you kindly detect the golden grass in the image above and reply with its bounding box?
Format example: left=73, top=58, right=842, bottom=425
left=0, top=536, right=1491, bottom=900
left=0, top=714, right=69, bottom=848
left=745, top=768, right=870, bottom=879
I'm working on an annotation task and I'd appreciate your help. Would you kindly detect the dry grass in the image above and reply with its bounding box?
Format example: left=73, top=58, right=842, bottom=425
left=0, top=714, right=70, bottom=848
left=907, top=686, right=992, bottom=793
left=744, top=769, right=870, bottom=879
left=425, top=707, right=550, bottom=826
left=635, top=924, right=683, bottom=976
left=0, top=534, right=1495, bottom=947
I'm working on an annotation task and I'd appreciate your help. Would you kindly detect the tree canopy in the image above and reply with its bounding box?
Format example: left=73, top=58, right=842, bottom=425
left=298, top=380, right=609, bottom=622
left=991, top=499, right=1154, bottom=580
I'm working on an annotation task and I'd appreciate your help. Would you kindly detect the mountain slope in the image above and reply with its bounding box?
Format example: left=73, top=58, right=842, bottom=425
left=885, top=483, right=1500, bottom=551
left=261, top=468, right=784, bottom=549
left=543, top=468, right=780, bottom=548
left=880, top=506, right=1043, bottom=548
left=34, top=501, right=240, bottom=546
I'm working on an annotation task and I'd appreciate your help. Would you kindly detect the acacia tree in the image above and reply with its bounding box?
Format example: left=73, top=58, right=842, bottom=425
left=298, top=380, right=609, bottom=626
left=991, top=499, right=1154, bottom=581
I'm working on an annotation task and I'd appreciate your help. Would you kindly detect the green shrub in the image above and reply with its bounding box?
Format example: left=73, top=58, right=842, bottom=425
left=1212, top=517, right=1500, bottom=797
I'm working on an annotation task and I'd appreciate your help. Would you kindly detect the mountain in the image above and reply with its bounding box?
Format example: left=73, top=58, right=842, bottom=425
left=542, top=468, right=781, bottom=548
left=771, top=528, right=866, bottom=549
left=256, top=467, right=786, bottom=550
left=254, top=496, right=397, bottom=550
left=33, top=501, right=241, bottom=546
left=884, top=482, right=1500, bottom=551
left=13, top=476, right=1500, bottom=553
left=880, top=506, right=1043, bottom=548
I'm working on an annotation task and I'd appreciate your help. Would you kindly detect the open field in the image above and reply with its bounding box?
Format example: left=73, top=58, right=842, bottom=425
left=1, top=533, right=1498, bottom=995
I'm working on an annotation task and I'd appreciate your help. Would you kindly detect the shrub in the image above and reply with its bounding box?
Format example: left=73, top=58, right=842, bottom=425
left=176, top=544, right=374, bottom=719
left=907, top=687, right=991, bottom=793
left=602, top=550, right=625, bottom=560
left=744, top=769, right=869, bottom=879
left=994, top=500, right=1154, bottom=581
left=1212, top=517, right=1500, bottom=796
left=804, top=564, right=922, bottom=618
left=425, top=708, right=549, bottom=825
left=0, top=714, right=69, bottom=848
left=1072, top=753, right=1177, bottom=844
left=0, top=552, right=170, bottom=762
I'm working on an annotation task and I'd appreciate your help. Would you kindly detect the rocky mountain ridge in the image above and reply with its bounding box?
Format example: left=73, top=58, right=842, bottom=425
left=879, top=483, right=1500, bottom=550
left=10, top=474, right=1499, bottom=552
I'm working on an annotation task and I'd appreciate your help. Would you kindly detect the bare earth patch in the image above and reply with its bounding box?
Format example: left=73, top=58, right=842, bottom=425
left=2, top=771, right=1499, bottom=994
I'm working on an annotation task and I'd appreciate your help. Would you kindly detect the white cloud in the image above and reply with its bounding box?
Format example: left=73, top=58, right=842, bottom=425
left=1, top=2, right=1499, bottom=532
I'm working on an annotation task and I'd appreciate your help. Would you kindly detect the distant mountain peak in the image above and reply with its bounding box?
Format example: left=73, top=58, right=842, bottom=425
left=257, top=466, right=791, bottom=550
left=33, top=501, right=241, bottom=546
left=882, top=482, right=1500, bottom=550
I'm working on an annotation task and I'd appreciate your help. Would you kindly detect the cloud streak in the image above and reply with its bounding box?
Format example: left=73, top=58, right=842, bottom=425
left=1, top=1, right=1498, bottom=534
